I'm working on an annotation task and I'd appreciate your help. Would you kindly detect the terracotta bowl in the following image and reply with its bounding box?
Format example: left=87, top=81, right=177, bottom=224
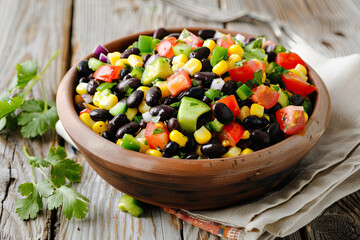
left=57, top=27, right=331, bottom=209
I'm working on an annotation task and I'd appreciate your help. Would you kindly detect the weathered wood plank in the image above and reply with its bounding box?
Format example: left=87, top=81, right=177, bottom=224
left=0, top=0, right=72, bottom=239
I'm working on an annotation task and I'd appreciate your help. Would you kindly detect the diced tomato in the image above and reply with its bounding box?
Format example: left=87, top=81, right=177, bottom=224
left=216, top=34, right=235, bottom=49
left=156, top=37, right=178, bottom=58
left=144, top=121, right=170, bottom=150
left=79, top=108, right=91, bottom=115
left=275, top=52, right=306, bottom=70
left=167, top=69, right=192, bottom=97
left=275, top=106, right=305, bottom=135
left=282, top=72, right=317, bottom=96
left=179, top=29, right=203, bottom=49
left=220, top=121, right=245, bottom=147
left=216, top=95, right=240, bottom=116
left=229, top=60, right=265, bottom=84
left=250, top=85, right=280, bottom=109
left=93, top=65, right=122, bottom=82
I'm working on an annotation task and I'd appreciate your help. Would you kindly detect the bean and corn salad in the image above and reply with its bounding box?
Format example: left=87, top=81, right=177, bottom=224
left=74, top=28, right=316, bottom=159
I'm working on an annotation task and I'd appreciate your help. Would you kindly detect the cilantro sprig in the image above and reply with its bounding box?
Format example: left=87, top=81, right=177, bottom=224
left=0, top=50, right=60, bottom=137
left=15, top=146, right=89, bottom=220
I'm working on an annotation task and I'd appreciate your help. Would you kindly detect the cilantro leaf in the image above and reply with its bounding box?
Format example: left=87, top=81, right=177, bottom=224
left=0, top=97, right=23, bottom=119
left=47, top=185, right=89, bottom=220
left=16, top=60, right=38, bottom=89
left=36, top=179, right=54, bottom=198
left=243, top=48, right=268, bottom=62
left=152, top=128, right=163, bottom=135
left=15, top=183, right=43, bottom=220
left=244, top=37, right=263, bottom=51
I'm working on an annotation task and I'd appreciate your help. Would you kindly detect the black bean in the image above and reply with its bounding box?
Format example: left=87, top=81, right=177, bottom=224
left=108, top=114, right=130, bottom=134
left=168, top=56, right=174, bottom=66
left=201, top=143, right=227, bottom=158
left=163, top=96, right=176, bottom=105
left=145, top=86, right=162, bottom=107
left=142, top=54, right=152, bottom=65
left=290, top=94, right=304, bottom=106
left=139, top=119, right=147, bottom=129
left=178, top=87, right=206, bottom=100
left=182, top=135, right=197, bottom=153
left=251, top=130, right=271, bottom=147
left=123, top=74, right=132, bottom=81
left=267, top=102, right=282, bottom=114
left=89, top=109, right=112, bottom=121
left=221, top=80, right=237, bottom=95
left=126, top=90, right=144, bottom=108
left=119, top=68, right=130, bottom=80
left=190, top=47, right=210, bottom=60
left=144, top=54, right=160, bottom=68
left=202, top=95, right=212, bottom=105
left=86, top=79, right=99, bottom=95
left=263, top=44, right=277, bottom=53
left=167, top=118, right=179, bottom=132
left=209, top=137, right=222, bottom=145
left=153, top=27, right=168, bottom=39
left=212, top=102, right=233, bottom=124
left=185, top=153, right=200, bottom=159
left=117, top=78, right=141, bottom=94
left=267, top=51, right=276, bottom=63
left=197, top=113, right=212, bottom=129
left=79, top=77, right=89, bottom=83
left=267, top=122, right=284, bottom=144
left=243, top=116, right=269, bottom=130
left=163, top=141, right=180, bottom=158
left=236, top=139, right=252, bottom=149
left=115, top=122, right=140, bottom=139
left=102, top=131, right=116, bottom=143
left=149, top=105, right=177, bottom=121
left=168, top=33, right=180, bottom=38
left=200, top=59, right=212, bottom=72
left=75, top=103, right=86, bottom=114
left=237, top=98, right=252, bottom=108
left=77, top=60, right=93, bottom=77
left=194, top=71, right=218, bottom=87
left=121, top=47, right=140, bottom=58
left=198, top=29, right=216, bottom=39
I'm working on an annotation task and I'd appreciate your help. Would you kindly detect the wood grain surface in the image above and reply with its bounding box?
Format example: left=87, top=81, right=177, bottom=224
left=0, top=0, right=359, bottom=239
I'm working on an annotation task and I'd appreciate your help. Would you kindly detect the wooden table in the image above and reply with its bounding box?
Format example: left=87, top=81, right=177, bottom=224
left=1, top=0, right=359, bottom=239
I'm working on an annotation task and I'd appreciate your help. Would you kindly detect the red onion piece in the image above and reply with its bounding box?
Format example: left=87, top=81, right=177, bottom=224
left=99, top=53, right=108, bottom=63
left=144, top=54, right=160, bottom=68
left=93, top=44, right=108, bottom=58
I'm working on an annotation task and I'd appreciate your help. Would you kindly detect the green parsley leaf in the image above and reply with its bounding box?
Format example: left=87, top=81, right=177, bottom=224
left=250, top=70, right=263, bottom=86
left=124, top=85, right=134, bottom=97
left=16, top=60, right=38, bottom=89
left=47, top=185, right=89, bottom=220
left=243, top=49, right=268, bottom=62
left=15, top=183, right=43, bottom=220
left=267, top=65, right=288, bottom=84
left=191, top=79, right=200, bottom=87
left=36, top=179, right=54, bottom=198
left=244, top=37, right=263, bottom=51
left=169, top=102, right=181, bottom=108
left=0, top=97, right=23, bottom=119
left=152, top=128, right=163, bottom=135
left=274, top=44, right=286, bottom=54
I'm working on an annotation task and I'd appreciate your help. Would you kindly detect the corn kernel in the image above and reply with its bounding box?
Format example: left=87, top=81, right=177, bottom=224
left=183, top=58, right=202, bottom=76
left=138, top=100, right=151, bottom=113
left=304, top=112, right=308, bottom=123
left=228, top=44, right=244, bottom=58
left=93, top=91, right=101, bottom=106
left=238, top=106, right=250, bottom=122
left=145, top=149, right=162, bottom=157
left=79, top=113, right=95, bottom=129
left=222, top=147, right=242, bottom=158
left=76, top=82, right=88, bottom=95
left=295, top=64, right=307, bottom=75
left=264, top=114, right=270, bottom=121
left=241, top=130, right=250, bottom=140
left=115, top=58, right=129, bottom=68
left=290, top=68, right=308, bottom=81
left=212, top=60, right=228, bottom=76
left=86, top=103, right=98, bottom=111
left=227, top=54, right=242, bottom=70
left=172, top=54, right=188, bottom=65
left=250, top=103, right=264, bottom=118
left=107, top=51, right=121, bottom=65
left=241, top=148, right=254, bottom=155
left=169, top=130, right=188, bottom=147
left=137, top=86, right=150, bottom=96
left=196, top=145, right=205, bottom=158
left=125, top=108, right=138, bottom=121
left=194, top=126, right=211, bottom=144
left=92, top=121, right=108, bottom=135
left=155, top=123, right=163, bottom=128
left=172, top=62, right=185, bottom=71
left=128, top=54, right=144, bottom=67
left=222, top=140, right=231, bottom=147
left=137, top=137, right=150, bottom=153
left=99, top=94, right=118, bottom=110
left=116, top=139, right=122, bottom=145
left=74, top=95, right=84, bottom=104
left=203, top=39, right=216, bottom=52
left=155, top=80, right=170, bottom=98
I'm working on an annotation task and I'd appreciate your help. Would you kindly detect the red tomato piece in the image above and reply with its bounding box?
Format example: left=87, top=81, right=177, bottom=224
left=275, top=106, right=305, bottom=135
left=282, top=72, right=317, bottom=96
left=93, top=65, right=122, bottom=82
left=275, top=52, right=306, bottom=70
left=156, top=37, right=178, bottom=58
left=167, top=69, right=192, bottom=97
left=228, top=60, right=265, bottom=84
left=216, top=95, right=240, bottom=116
left=220, top=121, right=245, bottom=147
left=216, top=34, right=235, bottom=49
left=144, top=121, right=170, bottom=150
left=179, top=29, right=203, bottom=49
left=250, top=85, right=280, bottom=109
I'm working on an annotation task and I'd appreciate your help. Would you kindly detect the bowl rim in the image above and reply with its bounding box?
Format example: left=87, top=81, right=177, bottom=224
left=57, top=27, right=331, bottom=178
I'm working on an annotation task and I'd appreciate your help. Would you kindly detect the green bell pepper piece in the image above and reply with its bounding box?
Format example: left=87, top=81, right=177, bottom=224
left=210, top=46, right=228, bottom=66
left=172, top=44, right=192, bottom=58
left=120, top=134, right=141, bottom=152
left=138, top=35, right=153, bottom=53
left=236, top=84, right=253, bottom=100
left=109, top=102, right=127, bottom=116
left=118, top=195, right=144, bottom=217
left=88, top=57, right=106, bottom=71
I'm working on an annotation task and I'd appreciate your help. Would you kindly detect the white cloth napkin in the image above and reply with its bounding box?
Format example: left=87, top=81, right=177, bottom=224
left=182, top=44, right=360, bottom=239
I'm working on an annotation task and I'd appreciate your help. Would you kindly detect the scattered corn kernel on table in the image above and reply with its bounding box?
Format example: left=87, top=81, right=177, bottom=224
left=1, top=0, right=359, bottom=239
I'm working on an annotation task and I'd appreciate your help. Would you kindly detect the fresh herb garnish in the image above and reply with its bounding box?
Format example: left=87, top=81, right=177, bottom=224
left=152, top=128, right=163, bottom=135
left=124, top=85, right=134, bottom=97
left=170, top=102, right=181, bottom=108
left=15, top=146, right=88, bottom=220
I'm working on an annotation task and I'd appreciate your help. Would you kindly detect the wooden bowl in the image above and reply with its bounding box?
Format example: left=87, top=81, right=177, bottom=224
left=56, top=27, right=331, bottom=209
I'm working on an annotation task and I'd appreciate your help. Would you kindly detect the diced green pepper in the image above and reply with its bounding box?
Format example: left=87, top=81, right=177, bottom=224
left=172, top=44, right=192, bottom=58
left=271, top=84, right=289, bottom=107
left=88, top=57, right=106, bottom=71
left=178, top=97, right=211, bottom=133
left=118, top=195, right=144, bottom=217
left=100, top=89, right=111, bottom=98
left=236, top=84, right=253, bottom=100
left=138, top=35, right=153, bottom=53
left=210, top=46, right=228, bottom=66
left=204, top=89, right=221, bottom=101
left=96, top=82, right=117, bottom=92
left=274, top=44, right=286, bottom=54
left=121, top=134, right=141, bottom=152
left=141, top=57, right=172, bottom=86
left=131, top=67, right=144, bottom=80
left=109, top=102, right=127, bottom=116
left=208, top=119, right=224, bottom=132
